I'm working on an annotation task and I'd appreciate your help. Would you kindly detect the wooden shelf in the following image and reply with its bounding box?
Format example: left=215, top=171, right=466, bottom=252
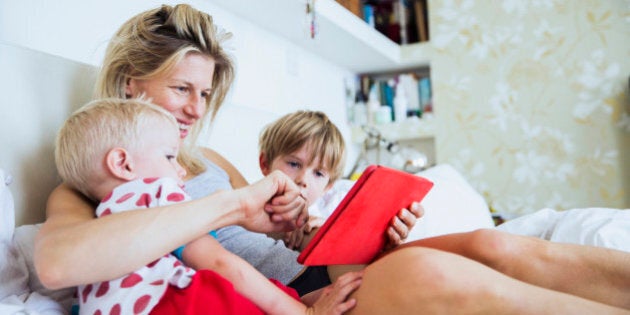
left=211, top=0, right=431, bottom=73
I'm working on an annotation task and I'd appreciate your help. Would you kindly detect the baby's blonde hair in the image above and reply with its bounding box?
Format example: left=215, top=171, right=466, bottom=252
left=55, top=98, right=178, bottom=199
left=259, top=111, right=346, bottom=183
left=95, top=4, right=235, bottom=175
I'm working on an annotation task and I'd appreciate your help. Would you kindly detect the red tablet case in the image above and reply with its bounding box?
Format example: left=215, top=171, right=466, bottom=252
left=297, top=165, right=434, bottom=266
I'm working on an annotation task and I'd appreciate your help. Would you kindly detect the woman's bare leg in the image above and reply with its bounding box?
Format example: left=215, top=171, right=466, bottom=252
left=346, top=247, right=629, bottom=314
left=402, top=229, right=630, bottom=309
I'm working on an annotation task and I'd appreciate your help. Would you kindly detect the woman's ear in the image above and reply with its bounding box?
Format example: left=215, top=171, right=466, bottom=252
left=105, top=148, right=137, bottom=181
left=259, top=153, right=271, bottom=176
left=125, top=78, right=135, bottom=98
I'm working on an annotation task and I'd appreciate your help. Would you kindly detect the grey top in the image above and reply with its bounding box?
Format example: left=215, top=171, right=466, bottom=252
left=185, top=157, right=304, bottom=284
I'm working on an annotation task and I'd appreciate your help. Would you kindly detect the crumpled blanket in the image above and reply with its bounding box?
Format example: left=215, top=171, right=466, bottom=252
left=497, top=207, right=630, bottom=252
left=0, top=292, right=67, bottom=315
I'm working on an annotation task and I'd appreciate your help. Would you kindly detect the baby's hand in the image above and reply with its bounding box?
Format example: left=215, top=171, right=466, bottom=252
left=384, top=202, right=423, bottom=250
left=307, top=271, right=363, bottom=315
left=284, top=216, right=325, bottom=250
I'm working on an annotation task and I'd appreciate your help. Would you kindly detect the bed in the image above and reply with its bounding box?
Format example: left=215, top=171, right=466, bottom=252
left=1, top=43, right=628, bottom=314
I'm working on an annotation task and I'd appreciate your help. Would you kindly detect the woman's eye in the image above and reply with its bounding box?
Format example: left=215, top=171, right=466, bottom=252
left=201, top=91, right=210, bottom=99
left=173, top=86, right=189, bottom=93
left=166, top=155, right=176, bottom=161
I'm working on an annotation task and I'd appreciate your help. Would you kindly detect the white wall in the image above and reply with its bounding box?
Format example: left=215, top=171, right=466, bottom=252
left=0, top=0, right=357, bottom=182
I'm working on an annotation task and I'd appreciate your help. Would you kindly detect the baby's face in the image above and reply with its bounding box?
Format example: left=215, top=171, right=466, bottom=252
left=267, top=146, right=332, bottom=207
left=130, top=122, right=186, bottom=186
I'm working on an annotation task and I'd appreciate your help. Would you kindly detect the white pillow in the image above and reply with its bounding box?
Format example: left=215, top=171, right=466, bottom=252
left=308, top=164, right=494, bottom=242
left=0, top=168, right=29, bottom=300
left=408, top=164, right=494, bottom=241
left=1, top=169, right=15, bottom=242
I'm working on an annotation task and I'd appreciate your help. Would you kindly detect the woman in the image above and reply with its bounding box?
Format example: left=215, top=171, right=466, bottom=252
left=35, top=4, right=630, bottom=314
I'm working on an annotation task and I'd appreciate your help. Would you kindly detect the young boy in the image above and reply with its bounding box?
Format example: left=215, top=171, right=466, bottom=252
left=257, top=111, right=421, bottom=284
left=54, top=98, right=362, bottom=315
left=180, top=110, right=420, bottom=304
left=259, top=111, right=420, bottom=251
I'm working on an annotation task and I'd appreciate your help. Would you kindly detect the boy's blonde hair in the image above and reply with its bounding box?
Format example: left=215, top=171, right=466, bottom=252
left=95, top=4, right=235, bottom=176
left=55, top=98, right=178, bottom=199
left=259, top=111, right=346, bottom=183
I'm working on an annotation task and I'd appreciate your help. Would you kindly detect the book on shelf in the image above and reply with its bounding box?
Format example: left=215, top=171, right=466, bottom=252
left=353, top=0, right=428, bottom=44
left=413, top=0, right=429, bottom=42
left=336, top=0, right=363, bottom=19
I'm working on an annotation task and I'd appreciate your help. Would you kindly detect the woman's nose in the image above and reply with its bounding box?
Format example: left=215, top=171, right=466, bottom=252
left=184, top=94, right=205, bottom=118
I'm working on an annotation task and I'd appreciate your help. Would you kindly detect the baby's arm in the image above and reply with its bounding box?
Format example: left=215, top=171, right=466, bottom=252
left=181, top=236, right=360, bottom=315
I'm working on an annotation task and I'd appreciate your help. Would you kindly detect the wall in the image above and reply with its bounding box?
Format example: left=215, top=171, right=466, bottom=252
left=0, top=0, right=355, bottom=183
left=430, top=0, right=630, bottom=217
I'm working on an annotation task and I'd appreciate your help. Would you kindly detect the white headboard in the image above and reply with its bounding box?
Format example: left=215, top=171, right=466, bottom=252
left=0, top=43, right=282, bottom=227
left=0, top=43, right=97, bottom=226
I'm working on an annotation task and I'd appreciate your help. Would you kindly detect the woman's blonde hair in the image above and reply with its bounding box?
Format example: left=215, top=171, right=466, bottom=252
left=95, top=4, right=235, bottom=175
left=259, top=111, right=346, bottom=183
left=55, top=98, right=178, bottom=200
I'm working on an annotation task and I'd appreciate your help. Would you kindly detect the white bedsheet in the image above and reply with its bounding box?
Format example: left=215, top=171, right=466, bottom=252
left=497, top=207, right=630, bottom=252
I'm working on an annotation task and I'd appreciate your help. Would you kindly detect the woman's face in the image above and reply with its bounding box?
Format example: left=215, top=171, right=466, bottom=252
left=125, top=53, right=216, bottom=140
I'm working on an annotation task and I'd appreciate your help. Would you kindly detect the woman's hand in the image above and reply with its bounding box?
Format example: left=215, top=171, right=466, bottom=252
left=236, top=170, right=308, bottom=233
left=384, top=202, right=423, bottom=250
left=306, top=270, right=363, bottom=315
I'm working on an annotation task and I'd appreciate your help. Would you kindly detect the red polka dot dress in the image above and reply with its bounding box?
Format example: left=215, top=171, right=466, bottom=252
left=78, top=177, right=195, bottom=315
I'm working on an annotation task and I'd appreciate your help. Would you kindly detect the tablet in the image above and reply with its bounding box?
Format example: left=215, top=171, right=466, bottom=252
left=297, top=165, right=434, bottom=266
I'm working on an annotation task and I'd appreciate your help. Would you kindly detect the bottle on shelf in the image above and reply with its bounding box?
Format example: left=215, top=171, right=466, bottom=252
left=353, top=91, right=368, bottom=126
left=393, top=80, right=408, bottom=122
left=367, top=84, right=380, bottom=125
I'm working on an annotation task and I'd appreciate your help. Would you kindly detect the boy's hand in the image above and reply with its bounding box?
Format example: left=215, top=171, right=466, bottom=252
left=384, top=202, right=423, bottom=250
left=306, top=270, right=363, bottom=315
left=283, top=216, right=325, bottom=250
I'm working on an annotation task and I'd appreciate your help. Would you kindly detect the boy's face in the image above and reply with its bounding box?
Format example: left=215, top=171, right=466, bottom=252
left=129, top=122, right=186, bottom=186
left=260, top=145, right=333, bottom=207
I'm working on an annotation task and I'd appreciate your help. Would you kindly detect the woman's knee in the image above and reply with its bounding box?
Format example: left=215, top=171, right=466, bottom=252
left=368, top=247, right=471, bottom=293
left=466, top=228, right=535, bottom=273
left=347, top=247, right=498, bottom=314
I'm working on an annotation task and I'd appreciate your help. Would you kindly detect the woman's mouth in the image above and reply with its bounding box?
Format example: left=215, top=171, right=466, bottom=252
left=178, top=121, right=191, bottom=138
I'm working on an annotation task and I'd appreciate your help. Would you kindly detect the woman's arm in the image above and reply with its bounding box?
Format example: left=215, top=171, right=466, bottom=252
left=201, top=147, right=309, bottom=226
left=35, top=172, right=306, bottom=289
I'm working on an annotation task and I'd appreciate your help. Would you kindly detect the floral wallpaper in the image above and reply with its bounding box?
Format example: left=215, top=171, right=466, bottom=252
left=429, top=0, right=630, bottom=217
